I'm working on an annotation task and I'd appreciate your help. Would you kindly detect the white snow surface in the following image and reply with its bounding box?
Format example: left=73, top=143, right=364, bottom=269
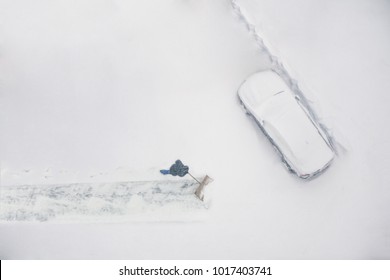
left=0, top=0, right=389, bottom=259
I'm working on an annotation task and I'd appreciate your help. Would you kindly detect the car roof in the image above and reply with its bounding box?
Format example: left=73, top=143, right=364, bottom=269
left=238, top=70, right=291, bottom=107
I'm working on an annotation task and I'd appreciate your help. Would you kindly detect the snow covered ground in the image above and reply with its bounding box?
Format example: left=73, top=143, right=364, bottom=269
left=0, top=0, right=389, bottom=259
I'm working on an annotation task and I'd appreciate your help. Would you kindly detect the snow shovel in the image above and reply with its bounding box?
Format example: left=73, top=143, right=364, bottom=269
left=160, top=160, right=213, bottom=201
left=194, top=175, right=213, bottom=201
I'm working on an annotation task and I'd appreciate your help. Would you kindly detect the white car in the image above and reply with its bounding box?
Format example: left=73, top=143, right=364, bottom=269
left=238, top=70, right=334, bottom=179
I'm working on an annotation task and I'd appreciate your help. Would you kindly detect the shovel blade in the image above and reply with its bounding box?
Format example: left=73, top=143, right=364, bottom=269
left=195, top=175, right=213, bottom=201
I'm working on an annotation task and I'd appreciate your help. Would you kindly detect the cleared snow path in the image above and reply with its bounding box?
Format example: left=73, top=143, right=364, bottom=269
left=0, top=180, right=207, bottom=222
